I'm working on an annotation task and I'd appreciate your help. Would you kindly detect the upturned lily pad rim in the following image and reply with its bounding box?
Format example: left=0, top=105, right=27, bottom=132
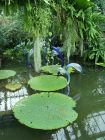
left=0, top=70, right=16, bottom=80
left=13, top=92, right=78, bottom=130
left=28, top=75, right=67, bottom=91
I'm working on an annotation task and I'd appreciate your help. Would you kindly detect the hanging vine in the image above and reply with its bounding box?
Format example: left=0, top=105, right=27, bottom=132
left=1, top=0, right=105, bottom=64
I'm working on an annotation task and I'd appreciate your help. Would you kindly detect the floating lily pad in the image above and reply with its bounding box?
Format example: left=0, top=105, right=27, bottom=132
left=41, top=65, right=60, bottom=75
left=5, top=83, right=22, bottom=91
left=0, top=70, right=16, bottom=80
left=13, top=92, right=78, bottom=130
left=28, top=75, right=67, bottom=91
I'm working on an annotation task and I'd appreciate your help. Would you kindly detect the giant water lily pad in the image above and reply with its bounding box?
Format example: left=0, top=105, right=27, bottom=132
left=13, top=92, right=78, bottom=130
left=28, top=75, right=67, bottom=91
left=0, top=70, right=16, bottom=80
left=41, top=65, right=60, bottom=75
left=5, top=83, right=22, bottom=91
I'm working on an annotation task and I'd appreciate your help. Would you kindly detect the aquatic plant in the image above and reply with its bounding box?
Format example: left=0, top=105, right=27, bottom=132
left=28, top=75, right=67, bottom=91
left=41, top=65, right=60, bottom=75
left=13, top=92, right=78, bottom=130
left=0, top=70, right=16, bottom=80
left=41, top=63, right=82, bottom=85
left=5, top=83, right=22, bottom=91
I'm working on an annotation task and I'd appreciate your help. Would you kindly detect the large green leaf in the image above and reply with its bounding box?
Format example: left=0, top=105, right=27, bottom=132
left=41, top=65, right=60, bottom=75
left=13, top=92, right=78, bottom=130
left=0, top=70, right=16, bottom=80
left=28, top=75, right=67, bottom=91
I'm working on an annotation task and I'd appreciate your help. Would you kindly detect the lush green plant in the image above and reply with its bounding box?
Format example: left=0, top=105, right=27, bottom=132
left=46, top=0, right=104, bottom=63
left=84, top=38, right=105, bottom=63
left=93, top=0, right=105, bottom=15
left=83, top=10, right=105, bottom=63
left=3, top=40, right=33, bottom=62
left=21, top=1, right=52, bottom=72
left=0, top=13, right=29, bottom=62
left=0, top=14, right=26, bottom=47
left=1, top=0, right=105, bottom=65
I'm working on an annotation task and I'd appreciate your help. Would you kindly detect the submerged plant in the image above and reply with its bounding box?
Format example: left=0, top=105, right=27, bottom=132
left=5, top=82, right=22, bottom=91
left=13, top=92, right=78, bottom=130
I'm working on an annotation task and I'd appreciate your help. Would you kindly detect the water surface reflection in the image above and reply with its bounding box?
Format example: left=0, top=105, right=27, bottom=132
left=0, top=68, right=105, bottom=140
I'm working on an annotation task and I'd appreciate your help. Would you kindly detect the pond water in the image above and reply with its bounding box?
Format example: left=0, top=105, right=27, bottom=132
left=0, top=63, right=105, bottom=140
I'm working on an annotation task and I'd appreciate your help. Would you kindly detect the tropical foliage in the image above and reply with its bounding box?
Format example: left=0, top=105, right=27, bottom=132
left=0, top=13, right=29, bottom=62
left=0, top=0, right=105, bottom=67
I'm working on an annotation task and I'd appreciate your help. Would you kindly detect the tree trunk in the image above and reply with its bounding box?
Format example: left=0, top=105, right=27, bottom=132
left=33, top=37, right=44, bottom=73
